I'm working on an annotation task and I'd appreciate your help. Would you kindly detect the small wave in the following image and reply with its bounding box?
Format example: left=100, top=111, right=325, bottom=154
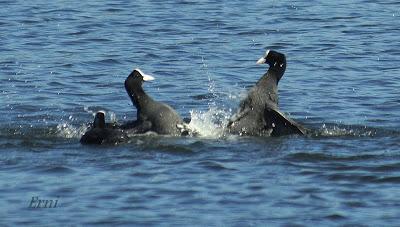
left=325, top=173, right=400, bottom=184
left=35, top=166, right=75, bottom=175
left=197, top=160, right=236, bottom=171
left=285, top=152, right=379, bottom=162
left=139, top=142, right=194, bottom=154
left=368, top=163, right=400, bottom=172
left=324, top=214, right=347, bottom=221
left=373, top=176, right=400, bottom=183
left=96, top=58, right=121, bottom=65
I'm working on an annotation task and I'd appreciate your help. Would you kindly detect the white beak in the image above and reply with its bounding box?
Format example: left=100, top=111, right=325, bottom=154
left=142, top=73, right=155, bottom=81
left=256, top=50, right=270, bottom=64
left=135, top=68, right=155, bottom=81
left=256, top=57, right=266, bottom=64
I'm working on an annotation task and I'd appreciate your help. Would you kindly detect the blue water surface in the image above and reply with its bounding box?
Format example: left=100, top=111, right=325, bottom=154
left=1, top=0, right=400, bottom=226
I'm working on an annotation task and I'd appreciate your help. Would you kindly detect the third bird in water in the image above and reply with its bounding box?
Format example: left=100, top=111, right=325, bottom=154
left=227, top=50, right=308, bottom=136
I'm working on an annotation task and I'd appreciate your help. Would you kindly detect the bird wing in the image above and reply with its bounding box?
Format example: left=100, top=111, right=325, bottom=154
left=264, top=107, right=309, bottom=136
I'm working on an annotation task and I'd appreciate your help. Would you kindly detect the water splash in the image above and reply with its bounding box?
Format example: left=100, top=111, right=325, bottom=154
left=54, top=107, right=120, bottom=139
left=83, top=106, right=117, bottom=123
left=185, top=66, right=236, bottom=138
left=317, top=123, right=378, bottom=137
left=55, top=122, right=88, bottom=139
left=187, top=107, right=231, bottom=138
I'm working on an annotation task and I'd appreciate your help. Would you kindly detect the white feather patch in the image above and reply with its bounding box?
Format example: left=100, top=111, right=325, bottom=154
left=135, top=68, right=155, bottom=81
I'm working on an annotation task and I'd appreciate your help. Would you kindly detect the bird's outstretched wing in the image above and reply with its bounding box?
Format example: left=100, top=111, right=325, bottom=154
left=264, top=107, right=309, bottom=136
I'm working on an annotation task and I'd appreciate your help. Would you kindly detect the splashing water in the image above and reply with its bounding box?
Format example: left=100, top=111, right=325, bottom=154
left=55, top=123, right=88, bottom=139
left=55, top=107, right=119, bottom=139
left=187, top=107, right=232, bottom=138
left=55, top=91, right=385, bottom=140
left=54, top=79, right=385, bottom=140
left=184, top=68, right=237, bottom=138
left=317, top=123, right=378, bottom=137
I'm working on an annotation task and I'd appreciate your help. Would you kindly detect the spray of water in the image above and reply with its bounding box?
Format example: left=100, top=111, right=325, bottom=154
left=54, top=70, right=246, bottom=140
left=184, top=66, right=239, bottom=138
left=55, top=107, right=119, bottom=139
left=187, top=107, right=231, bottom=138
left=54, top=70, right=382, bottom=140
left=55, top=122, right=88, bottom=139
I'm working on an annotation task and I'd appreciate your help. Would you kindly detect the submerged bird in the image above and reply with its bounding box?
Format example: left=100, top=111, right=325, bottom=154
left=80, top=111, right=128, bottom=144
left=81, top=68, right=188, bottom=144
left=227, top=50, right=308, bottom=136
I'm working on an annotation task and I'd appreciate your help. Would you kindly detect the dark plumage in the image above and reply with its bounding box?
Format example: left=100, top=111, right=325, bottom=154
left=80, top=69, right=186, bottom=144
left=80, top=111, right=128, bottom=144
left=124, top=69, right=185, bottom=136
left=227, top=50, right=308, bottom=136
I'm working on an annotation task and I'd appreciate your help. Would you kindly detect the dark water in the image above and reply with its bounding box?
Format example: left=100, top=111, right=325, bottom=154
left=1, top=0, right=400, bottom=225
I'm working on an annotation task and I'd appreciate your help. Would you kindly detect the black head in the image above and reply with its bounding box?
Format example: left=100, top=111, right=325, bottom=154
left=93, top=111, right=105, bottom=128
left=125, top=68, right=155, bottom=108
left=256, top=50, right=286, bottom=70
left=125, top=68, right=155, bottom=89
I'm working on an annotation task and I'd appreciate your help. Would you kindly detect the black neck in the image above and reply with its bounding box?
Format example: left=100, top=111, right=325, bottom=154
left=257, top=60, right=286, bottom=88
left=125, top=80, right=153, bottom=112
